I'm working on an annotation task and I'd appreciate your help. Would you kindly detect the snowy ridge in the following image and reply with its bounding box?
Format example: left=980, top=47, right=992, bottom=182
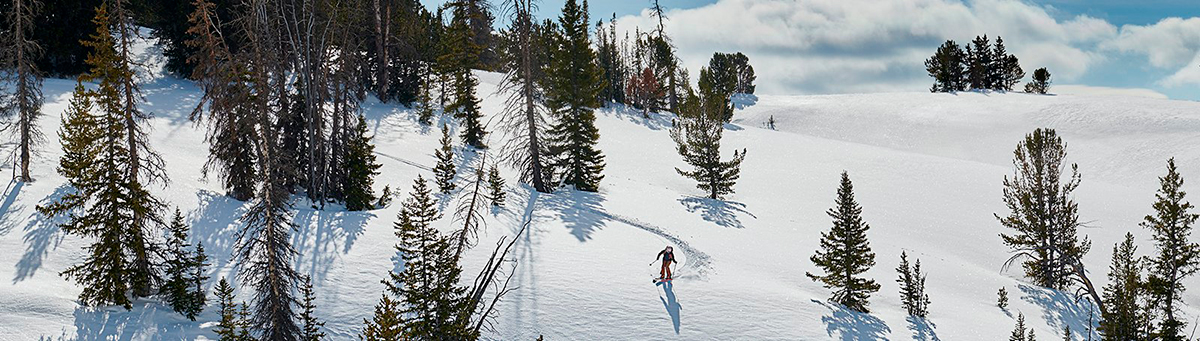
left=0, top=72, right=1199, bottom=340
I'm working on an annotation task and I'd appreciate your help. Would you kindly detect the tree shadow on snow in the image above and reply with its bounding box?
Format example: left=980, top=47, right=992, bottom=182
left=813, top=299, right=891, bottom=341
left=53, top=300, right=213, bottom=340
left=13, top=184, right=72, bottom=284
left=189, top=190, right=251, bottom=285
left=677, top=197, right=756, bottom=229
left=598, top=104, right=673, bottom=131
left=0, top=179, right=25, bottom=237
left=659, top=281, right=682, bottom=334
left=291, top=204, right=372, bottom=282
left=538, top=188, right=608, bottom=242
left=907, top=316, right=941, bottom=341
left=1017, top=284, right=1099, bottom=339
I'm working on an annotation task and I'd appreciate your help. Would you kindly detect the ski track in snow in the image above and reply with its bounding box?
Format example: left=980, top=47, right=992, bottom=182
left=599, top=212, right=711, bottom=279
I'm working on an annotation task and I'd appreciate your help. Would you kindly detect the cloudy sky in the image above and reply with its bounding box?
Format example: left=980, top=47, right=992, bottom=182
left=423, top=0, right=1200, bottom=100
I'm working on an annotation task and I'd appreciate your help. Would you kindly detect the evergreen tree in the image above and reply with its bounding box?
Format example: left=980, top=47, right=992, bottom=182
left=896, top=251, right=931, bottom=317
left=671, top=89, right=746, bottom=200
left=434, top=124, right=458, bottom=194
left=997, top=128, right=1090, bottom=290
left=416, top=76, right=437, bottom=126
left=1099, top=233, right=1149, bottom=341
left=214, top=277, right=251, bottom=341
left=187, top=0, right=257, bottom=201
left=1141, top=158, right=1200, bottom=341
left=698, top=53, right=738, bottom=123
left=544, top=0, right=606, bottom=192
left=807, top=172, right=880, bottom=313
left=1025, top=67, right=1051, bottom=95
left=990, top=36, right=1009, bottom=90
left=998, top=287, right=1009, bottom=309
left=344, top=114, right=383, bottom=211
left=968, top=35, right=992, bottom=90
left=298, top=275, right=326, bottom=341
left=595, top=16, right=626, bottom=104
left=37, top=5, right=168, bottom=308
left=1011, top=313, right=1028, bottom=341
left=1062, top=326, right=1070, bottom=341
left=1, top=0, right=45, bottom=182
left=162, top=209, right=206, bottom=320
left=925, top=40, right=966, bottom=92
left=443, top=2, right=487, bottom=148
left=487, top=165, right=506, bottom=207
left=361, top=294, right=406, bottom=341
left=388, top=176, right=472, bottom=339
left=190, top=242, right=209, bottom=319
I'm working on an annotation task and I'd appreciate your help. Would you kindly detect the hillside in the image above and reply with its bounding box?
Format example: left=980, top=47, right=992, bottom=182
left=2, top=71, right=1200, bottom=340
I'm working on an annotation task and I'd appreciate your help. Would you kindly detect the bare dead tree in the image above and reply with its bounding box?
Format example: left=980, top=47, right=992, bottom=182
left=0, top=0, right=44, bottom=182
left=496, top=0, right=552, bottom=193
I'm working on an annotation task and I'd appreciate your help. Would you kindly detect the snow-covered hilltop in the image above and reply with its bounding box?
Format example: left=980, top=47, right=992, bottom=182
left=2, top=73, right=1199, bottom=340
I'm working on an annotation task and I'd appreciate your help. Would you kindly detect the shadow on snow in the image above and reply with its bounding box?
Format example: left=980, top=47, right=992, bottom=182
left=813, top=299, right=891, bottom=341
left=677, top=196, right=756, bottom=229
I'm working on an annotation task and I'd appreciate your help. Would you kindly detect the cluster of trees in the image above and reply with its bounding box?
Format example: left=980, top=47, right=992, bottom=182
left=805, top=172, right=932, bottom=318
left=924, top=35, right=1029, bottom=93
left=994, top=128, right=1200, bottom=340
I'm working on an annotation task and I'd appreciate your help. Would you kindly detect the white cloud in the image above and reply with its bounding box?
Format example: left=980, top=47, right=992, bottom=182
left=613, top=0, right=1191, bottom=95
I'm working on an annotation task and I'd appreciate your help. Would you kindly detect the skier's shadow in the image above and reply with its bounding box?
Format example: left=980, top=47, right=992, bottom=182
left=659, top=281, right=682, bottom=334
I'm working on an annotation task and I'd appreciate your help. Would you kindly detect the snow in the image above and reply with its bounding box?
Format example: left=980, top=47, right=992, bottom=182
left=3, top=67, right=1200, bottom=339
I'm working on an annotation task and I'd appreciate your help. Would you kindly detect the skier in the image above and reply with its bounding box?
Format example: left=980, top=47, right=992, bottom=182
left=653, top=246, right=677, bottom=280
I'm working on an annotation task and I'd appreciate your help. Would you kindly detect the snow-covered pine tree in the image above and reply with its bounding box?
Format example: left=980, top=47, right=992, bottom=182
left=896, top=251, right=931, bottom=317
left=967, top=35, right=992, bottom=90
left=0, top=0, right=44, bottom=182
left=1010, top=313, right=1028, bottom=341
left=361, top=294, right=406, bottom=340
left=496, top=0, right=554, bottom=193
left=388, top=176, right=472, bottom=339
left=186, top=0, right=257, bottom=201
left=1025, top=68, right=1051, bottom=94
left=1141, top=158, right=1200, bottom=341
left=998, top=287, right=1009, bottom=309
left=298, top=276, right=326, bottom=341
left=544, top=0, right=606, bottom=192
left=1061, top=326, right=1070, bottom=341
left=162, top=209, right=205, bottom=320
left=443, top=2, right=487, bottom=148
left=1028, top=327, right=1038, bottom=341
left=1098, top=233, right=1149, bottom=340
left=435, top=124, right=458, bottom=194
left=807, top=172, right=880, bottom=313
left=924, top=40, right=966, bottom=93
left=343, top=114, right=382, bottom=211
left=671, top=89, right=745, bottom=200
left=38, top=4, right=169, bottom=308
left=488, top=165, right=506, bottom=207
left=997, top=128, right=1090, bottom=290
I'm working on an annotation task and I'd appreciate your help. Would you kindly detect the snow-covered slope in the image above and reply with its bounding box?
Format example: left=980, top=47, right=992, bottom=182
left=2, top=71, right=1200, bottom=340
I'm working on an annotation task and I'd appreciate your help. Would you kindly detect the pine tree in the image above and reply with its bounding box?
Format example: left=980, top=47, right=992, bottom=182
left=344, top=114, right=383, bottom=211
left=544, top=0, right=606, bottom=192
left=990, top=36, right=1009, bottom=90
left=671, top=89, right=746, bottom=200
left=361, top=294, right=406, bottom=341
left=37, top=4, right=168, bottom=308
left=1, top=0, right=45, bottom=182
left=1062, top=326, right=1070, bottom=341
left=487, top=165, right=506, bottom=207
left=925, top=40, right=966, bottom=92
left=434, top=124, right=458, bottom=194
left=1141, top=158, right=1200, bottom=341
left=807, top=172, right=880, bottom=313
left=443, top=2, right=487, bottom=148
left=1029, top=327, right=1038, bottom=341
left=298, top=275, right=326, bottom=341
left=968, top=35, right=992, bottom=90
left=416, top=76, right=436, bottom=126
left=998, top=287, right=1009, bottom=310
left=214, top=277, right=250, bottom=341
left=997, top=128, right=1090, bottom=290
left=1011, top=313, right=1028, bottom=341
left=1099, top=233, right=1148, bottom=341
left=190, top=241, right=209, bottom=319
left=388, top=176, right=472, bottom=339
left=162, top=209, right=205, bottom=320
left=1025, top=68, right=1051, bottom=95
left=896, top=251, right=931, bottom=317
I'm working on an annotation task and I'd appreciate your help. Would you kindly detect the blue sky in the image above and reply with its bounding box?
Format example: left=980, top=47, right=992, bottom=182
left=424, top=0, right=1200, bottom=100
